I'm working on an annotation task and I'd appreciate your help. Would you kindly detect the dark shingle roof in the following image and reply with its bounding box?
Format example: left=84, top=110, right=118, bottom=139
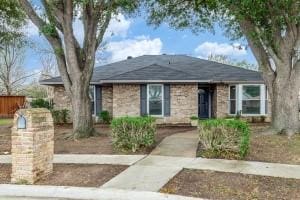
left=40, top=55, right=263, bottom=84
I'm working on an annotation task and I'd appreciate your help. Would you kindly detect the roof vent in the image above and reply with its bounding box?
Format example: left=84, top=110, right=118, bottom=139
left=127, top=56, right=133, bottom=59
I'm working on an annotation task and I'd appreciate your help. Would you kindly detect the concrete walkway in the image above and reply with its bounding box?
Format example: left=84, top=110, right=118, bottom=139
left=102, top=131, right=199, bottom=191
left=0, top=184, right=205, bottom=200
left=151, top=131, right=199, bottom=157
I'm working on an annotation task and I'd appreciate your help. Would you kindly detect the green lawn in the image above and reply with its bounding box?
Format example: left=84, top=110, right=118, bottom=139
left=0, top=118, right=13, bottom=126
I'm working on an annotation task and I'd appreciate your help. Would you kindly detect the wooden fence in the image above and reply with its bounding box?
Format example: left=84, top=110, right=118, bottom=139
left=0, top=96, right=26, bottom=118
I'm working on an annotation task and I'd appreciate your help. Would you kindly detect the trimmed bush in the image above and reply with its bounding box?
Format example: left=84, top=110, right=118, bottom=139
left=30, top=98, right=53, bottom=110
left=99, top=110, right=111, bottom=124
left=110, top=116, right=156, bottom=152
left=51, top=109, right=70, bottom=124
left=198, top=119, right=250, bottom=159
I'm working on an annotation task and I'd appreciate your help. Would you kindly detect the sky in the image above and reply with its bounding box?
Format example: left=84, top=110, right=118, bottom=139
left=22, top=12, right=257, bottom=73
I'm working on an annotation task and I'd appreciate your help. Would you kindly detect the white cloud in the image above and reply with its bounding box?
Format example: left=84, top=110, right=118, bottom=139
left=105, top=36, right=162, bottom=62
left=194, top=42, right=247, bottom=58
left=72, top=13, right=131, bottom=45
left=105, top=13, right=131, bottom=38
left=23, top=21, right=40, bottom=37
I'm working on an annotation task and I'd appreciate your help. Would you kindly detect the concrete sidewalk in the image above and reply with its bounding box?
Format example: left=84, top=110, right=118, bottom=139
left=0, top=154, right=146, bottom=165
left=0, top=184, right=205, bottom=200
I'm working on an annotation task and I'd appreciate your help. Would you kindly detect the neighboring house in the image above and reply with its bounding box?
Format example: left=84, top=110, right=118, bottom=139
left=40, top=55, right=269, bottom=124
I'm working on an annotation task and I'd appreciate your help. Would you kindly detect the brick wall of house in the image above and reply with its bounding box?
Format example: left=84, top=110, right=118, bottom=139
left=158, top=84, right=198, bottom=124
left=53, top=86, right=72, bottom=111
left=212, top=84, right=229, bottom=118
left=112, top=84, right=140, bottom=117
left=102, top=86, right=113, bottom=115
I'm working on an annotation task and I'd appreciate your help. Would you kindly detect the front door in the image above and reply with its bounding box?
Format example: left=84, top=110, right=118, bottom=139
left=198, top=88, right=209, bottom=118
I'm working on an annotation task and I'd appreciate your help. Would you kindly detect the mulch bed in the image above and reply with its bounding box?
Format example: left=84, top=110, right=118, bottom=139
left=161, top=169, right=300, bottom=200
left=0, top=124, right=195, bottom=155
left=0, top=163, right=127, bottom=187
left=246, top=124, right=300, bottom=165
left=196, top=123, right=300, bottom=165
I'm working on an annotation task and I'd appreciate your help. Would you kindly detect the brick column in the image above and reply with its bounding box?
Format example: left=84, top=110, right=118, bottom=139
left=11, top=108, right=54, bottom=184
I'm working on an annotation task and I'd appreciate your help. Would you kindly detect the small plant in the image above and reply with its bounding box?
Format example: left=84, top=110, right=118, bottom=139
left=110, top=116, right=156, bottom=152
left=190, top=116, right=198, bottom=120
left=99, top=110, right=111, bottom=124
left=198, top=119, right=250, bottom=159
left=30, top=98, right=53, bottom=110
left=51, top=109, right=70, bottom=124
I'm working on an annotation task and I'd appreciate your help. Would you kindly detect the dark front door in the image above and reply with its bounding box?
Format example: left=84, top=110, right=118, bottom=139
left=198, top=88, right=209, bottom=118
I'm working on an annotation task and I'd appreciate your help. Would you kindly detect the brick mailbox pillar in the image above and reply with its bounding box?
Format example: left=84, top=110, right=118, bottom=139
left=11, top=108, right=54, bottom=184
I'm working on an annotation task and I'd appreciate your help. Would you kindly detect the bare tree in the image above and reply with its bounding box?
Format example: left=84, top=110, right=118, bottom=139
left=19, top=0, right=137, bottom=138
left=208, top=54, right=258, bottom=71
left=0, top=38, right=34, bottom=95
left=40, top=54, right=59, bottom=80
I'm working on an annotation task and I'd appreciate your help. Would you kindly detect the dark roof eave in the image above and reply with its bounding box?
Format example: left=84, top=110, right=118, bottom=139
left=40, top=79, right=265, bottom=85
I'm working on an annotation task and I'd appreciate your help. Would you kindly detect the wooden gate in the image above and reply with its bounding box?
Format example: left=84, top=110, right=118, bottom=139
left=0, top=96, right=26, bottom=118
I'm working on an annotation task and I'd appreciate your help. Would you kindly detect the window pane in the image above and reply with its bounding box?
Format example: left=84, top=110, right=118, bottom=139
left=148, top=85, right=163, bottom=115
left=230, top=86, right=236, bottom=99
left=242, top=100, right=260, bottom=114
left=243, top=86, right=260, bottom=100
left=230, top=100, right=236, bottom=114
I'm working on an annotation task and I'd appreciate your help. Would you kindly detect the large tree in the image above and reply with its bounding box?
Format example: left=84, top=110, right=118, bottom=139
left=0, top=0, right=25, bottom=45
left=145, top=0, right=300, bottom=135
left=0, top=38, right=34, bottom=95
left=19, top=0, right=137, bottom=138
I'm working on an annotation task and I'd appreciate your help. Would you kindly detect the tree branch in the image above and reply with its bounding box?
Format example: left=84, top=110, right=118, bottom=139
left=19, top=0, right=72, bottom=92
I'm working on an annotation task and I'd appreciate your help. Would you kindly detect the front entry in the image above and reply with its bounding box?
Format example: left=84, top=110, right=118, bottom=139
left=198, top=87, right=210, bottom=118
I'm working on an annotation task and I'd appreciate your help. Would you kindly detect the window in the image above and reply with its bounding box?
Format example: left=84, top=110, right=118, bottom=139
left=89, top=85, right=95, bottom=115
left=147, top=84, right=163, bottom=116
left=228, top=84, right=267, bottom=116
left=229, top=86, right=236, bottom=114
left=242, top=85, right=260, bottom=114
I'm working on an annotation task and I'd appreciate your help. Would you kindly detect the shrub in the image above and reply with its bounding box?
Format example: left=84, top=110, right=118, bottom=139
left=51, top=109, right=70, bottom=124
left=110, top=116, right=156, bottom=152
left=198, top=119, right=250, bottom=159
left=30, top=98, right=53, bottom=110
left=99, top=110, right=111, bottom=124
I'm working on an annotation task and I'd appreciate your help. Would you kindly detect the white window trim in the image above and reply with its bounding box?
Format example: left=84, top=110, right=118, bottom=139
left=228, top=84, right=267, bottom=116
left=147, top=84, right=164, bottom=117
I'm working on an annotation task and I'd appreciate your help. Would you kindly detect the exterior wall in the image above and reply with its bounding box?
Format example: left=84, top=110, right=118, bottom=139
left=158, top=84, right=198, bottom=124
left=53, top=86, right=72, bottom=111
left=102, top=86, right=113, bottom=115
left=212, top=84, right=229, bottom=118
left=112, top=84, right=140, bottom=117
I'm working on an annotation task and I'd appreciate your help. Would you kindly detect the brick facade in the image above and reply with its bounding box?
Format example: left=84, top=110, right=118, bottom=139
left=112, top=84, right=140, bottom=117
left=51, top=83, right=271, bottom=124
left=102, top=86, right=113, bottom=115
left=212, top=84, right=229, bottom=118
left=53, top=86, right=72, bottom=111
left=159, top=84, right=198, bottom=124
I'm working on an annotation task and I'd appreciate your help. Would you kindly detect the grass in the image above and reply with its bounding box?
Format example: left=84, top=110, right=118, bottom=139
left=0, top=118, right=12, bottom=126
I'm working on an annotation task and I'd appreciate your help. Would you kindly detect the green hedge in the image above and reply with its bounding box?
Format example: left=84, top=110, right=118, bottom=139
left=99, top=110, right=112, bottom=124
left=198, top=119, right=250, bottom=159
left=110, top=116, right=156, bottom=152
left=30, top=98, right=53, bottom=110
left=51, top=109, right=70, bottom=124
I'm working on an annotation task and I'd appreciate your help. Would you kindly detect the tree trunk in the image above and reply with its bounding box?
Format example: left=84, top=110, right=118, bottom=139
left=270, top=74, right=300, bottom=136
left=71, top=80, right=95, bottom=139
